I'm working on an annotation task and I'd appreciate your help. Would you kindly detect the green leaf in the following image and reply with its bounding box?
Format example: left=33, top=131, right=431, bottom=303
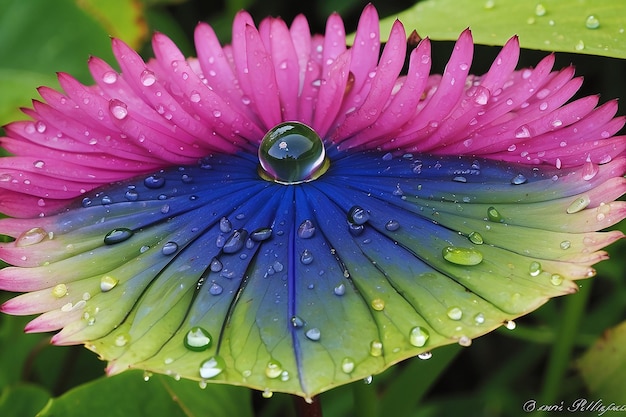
left=577, top=320, right=626, bottom=400
left=0, top=384, right=51, bottom=417
left=37, top=370, right=252, bottom=417
left=376, top=0, right=626, bottom=58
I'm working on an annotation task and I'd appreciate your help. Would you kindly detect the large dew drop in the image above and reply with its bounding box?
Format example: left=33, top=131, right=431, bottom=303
left=409, top=326, right=430, bottom=347
left=442, top=246, right=483, bottom=266
left=104, top=228, right=133, bottom=245
left=184, top=327, right=213, bottom=351
left=15, top=227, right=49, bottom=247
left=199, top=356, right=225, bottom=379
left=258, top=122, right=329, bottom=184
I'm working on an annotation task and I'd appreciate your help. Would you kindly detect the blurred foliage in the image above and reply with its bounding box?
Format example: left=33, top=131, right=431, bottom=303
left=0, top=0, right=625, bottom=416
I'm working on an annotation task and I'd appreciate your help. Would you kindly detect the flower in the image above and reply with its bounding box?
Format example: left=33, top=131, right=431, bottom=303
left=1, top=4, right=625, bottom=400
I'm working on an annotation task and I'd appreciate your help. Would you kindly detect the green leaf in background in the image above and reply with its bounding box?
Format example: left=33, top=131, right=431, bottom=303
left=0, top=0, right=149, bottom=126
left=376, top=0, right=626, bottom=58
left=577, top=320, right=626, bottom=400
left=0, top=384, right=50, bottom=417
left=37, top=370, right=252, bottom=417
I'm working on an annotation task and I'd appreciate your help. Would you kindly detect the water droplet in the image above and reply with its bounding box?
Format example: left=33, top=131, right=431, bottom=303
left=458, top=336, right=472, bottom=347
left=371, top=298, right=385, bottom=311
left=348, top=206, right=370, bottom=225
left=369, top=340, right=383, bottom=357
left=487, top=206, right=503, bottom=222
left=250, top=227, right=272, bottom=242
left=535, top=4, right=546, bottom=16
left=209, top=282, right=223, bottom=295
left=222, top=230, right=247, bottom=254
left=560, top=240, right=571, bottom=250
left=184, top=327, right=212, bottom=351
left=298, top=220, right=316, bottom=239
left=258, top=122, right=328, bottom=184
left=115, top=334, right=129, bottom=347
left=162, top=241, right=179, bottom=255
left=189, top=91, right=201, bottom=103
left=409, top=326, right=430, bottom=347
left=341, top=357, right=355, bottom=373
left=219, top=217, right=232, bottom=233
left=582, top=158, right=598, bottom=181
left=262, top=389, right=273, bottom=399
left=291, top=316, right=305, bottom=328
left=305, top=328, right=321, bottom=341
left=348, top=222, right=364, bottom=237
left=300, top=249, right=313, bottom=265
left=418, top=352, right=432, bottom=360
left=102, top=71, right=118, bottom=84
left=52, top=284, right=68, bottom=298
left=385, top=219, right=400, bottom=231
left=442, top=246, right=483, bottom=266
left=511, top=174, right=527, bottom=185
left=199, top=356, right=225, bottom=379
left=104, top=228, right=133, bottom=245
left=100, top=275, right=119, bottom=292
left=447, top=306, right=463, bottom=320
left=265, top=359, right=283, bottom=379
left=484, top=0, right=495, bottom=9
left=144, top=175, right=165, bottom=189
left=468, top=231, right=484, bottom=245
left=143, top=371, right=152, bottom=381
left=585, top=15, right=600, bottom=29
left=505, top=320, right=516, bottom=330
left=140, top=69, right=157, bottom=86
left=550, top=274, right=563, bottom=286
left=334, top=283, right=346, bottom=296
left=474, top=313, right=485, bottom=324
left=575, top=40, right=585, bottom=51
left=109, top=99, right=128, bottom=120
left=15, top=227, right=48, bottom=247
left=529, top=261, right=542, bottom=277
left=363, top=375, right=373, bottom=384
left=566, top=195, right=590, bottom=214
left=514, top=125, right=531, bottom=138
left=210, top=258, right=223, bottom=272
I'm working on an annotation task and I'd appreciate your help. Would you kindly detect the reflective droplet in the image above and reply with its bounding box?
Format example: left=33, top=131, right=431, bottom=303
left=209, top=282, right=223, bottom=295
left=418, top=352, right=432, bottom=360
left=529, top=261, right=542, bottom=277
left=140, top=69, right=157, bottom=86
left=102, top=71, right=118, bottom=84
left=371, top=298, right=385, bottom=311
left=458, top=336, right=472, bottom=347
left=265, top=359, right=283, bottom=379
left=369, top=340, right=383, bottom=357
left=258, top=122, right=328, bottom=184
left=582, top=158, right=598, bottom=181
left=487, top=206, right=503, bottom=222
left=341, top=357, right=355, bottom=373
left=300, top=249, right=313, bottom=265
left=199, top=356, right=225, bottom=379
left=115, top=334, right=129, bottom=347
left=348, top=222, right=364, bottom=236
left=348, top=206, right=370, bottom=225
left=385, top=219, right=400, bottom=231
left=575, top=40, right=585, bottom=51
left=560, top=240, right=571, bottom=250
left=250, top=227, right=272, bottom=242
left=219, top=217, right=232, bottom=233
left=535, top=3, right=546, bottom=16
left=184, top=327, right=212, bottom=351
left=104, top=228, right=133, bottom=245
left=297, top=219, right=315, bottom=239
left=291, top=315, right=305, bottom=328
left=550, top=274, right=563, bottom=286
left=52, top=284, right=68, bottom=298
left=585, top=15, right=600, bottom=29
left=125, top=189, right=139, bottom=201
left=409, top=326, right=430, bottom=347
left=262, top=389, right=273, bottom=399
left=474, top=312, right=485, bottom=324
left=222, top=230, right=247, bottom=254
left=305, top=328, right=321, bottom=341
left=442, top=246, right=483, bottom=266
left=100, top=275, right=119, bottom=292
left=511, top=174, right=527, bottom=185
left=447, top=306, right=463, bottom=320
left=334, top=283, right=346, bottom=296
left=144, top=175, right=165, bottom=189
left=566, top=195, right=590, bottom=214
left=505, top=320, right=517, bottom=330
left=109, top=99, right=128, bottom=120
left=162, top=241, right=179, bottom=255
left=15, top=227, right=48, bottom=247
left=468, top=231, right=484, bottom=245
left=210, top=258, right=223, bottom=272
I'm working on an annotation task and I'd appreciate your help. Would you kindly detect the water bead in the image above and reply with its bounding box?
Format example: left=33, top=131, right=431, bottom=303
left=585, top=15, right=600, bottom=29
left=184, top=327, right=212, bottom=351
left=258, top=122, right=329, bottom=184
left=487, top=206, right=503, bottom=222
left=305, top=328, right=321, bottom=341
left=550, top=274, right=564, bottom=286
left=250, top=227, right=273, bottom=242
left=418, top=352, right=432, bottom=360
left=341, top=357, right=355, bottom=374
left=442, top=246, right=483, bottom=266
left=468, top=231, right=484, bottom=245
left=385, top=219, right=400, bottom=231
left=104, top=228, right=134, bottom=245
left=369, top=340, right=383, bottom=357
left=143, top=175, right=166, bottom=189
left=529, top=261, right=542, bottom=277
left=348, top=205, right=370, bottom=225
left=52, top=283, right=68, bottom=298
left=265, top=359, right=284, bottom=379
left=297, top=219, right=316, bottom=239
left=15, top=227, right=48, bottom=247
left=162, top=241, right=179, bottom=255
left=222, top=230, right=248, bottom=254
left=409, top=326, right=430, bottom=347
left=446, top=306, right=463, bottom=320
left=535, top=4, right=546, bottom=16
left=566, top=195, right=590, bottom=214
left=510, top=174, right=527, bottom=185
left=100, top=275, right=119, bottom=292
left=300, top=249, right=314, bottom=265
left=199, top=356, right=225, bottom=379
left=371, top=298, right=385, bottom=311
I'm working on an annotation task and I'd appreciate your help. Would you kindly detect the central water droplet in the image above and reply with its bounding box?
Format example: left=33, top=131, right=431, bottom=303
left=104, top=228, right=133, bottom=245
left=585, top=15, right=600, bottom=29
left=409, top=326, right=430, bottom=347
left=442, top=246, right=483, bottom=266
left=258, top=122, right=329, bottom=184
left=184, top=327, right=212, bottom=351
left=199, top=356, right=225, bottom=379
left=15, top=227, right=49, bottom=247
left=369, top=340, right=383, bottom=357
left=265, top=359, right=284, bottom=379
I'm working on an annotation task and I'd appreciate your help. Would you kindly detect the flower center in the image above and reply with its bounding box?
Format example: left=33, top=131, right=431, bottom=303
left=258, top=122, right=329, bottom=184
